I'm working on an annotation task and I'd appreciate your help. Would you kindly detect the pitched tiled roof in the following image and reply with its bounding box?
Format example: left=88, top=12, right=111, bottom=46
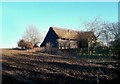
left=50, top=26, right=95, bottom=40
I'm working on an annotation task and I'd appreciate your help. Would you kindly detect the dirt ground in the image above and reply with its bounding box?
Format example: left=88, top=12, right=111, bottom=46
left=1, top=48, right=120, bottom=84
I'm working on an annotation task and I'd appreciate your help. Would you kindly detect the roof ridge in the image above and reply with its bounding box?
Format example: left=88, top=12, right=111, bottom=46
left=51, top=26, right=81, bottom=32
left=49, top=26, right=94, bottom=40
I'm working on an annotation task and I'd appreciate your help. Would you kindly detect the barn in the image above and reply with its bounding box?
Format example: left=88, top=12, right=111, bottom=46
left=40, top=27, right=96, bottom=49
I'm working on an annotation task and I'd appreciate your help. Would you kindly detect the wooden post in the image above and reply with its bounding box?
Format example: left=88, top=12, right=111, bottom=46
left=97, top=72, right=99, bottom=84
left=68, top=29, right=70, bottom=49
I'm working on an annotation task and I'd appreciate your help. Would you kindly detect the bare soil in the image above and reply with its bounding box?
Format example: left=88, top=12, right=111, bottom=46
left=1, top=48, right=120, bottom=84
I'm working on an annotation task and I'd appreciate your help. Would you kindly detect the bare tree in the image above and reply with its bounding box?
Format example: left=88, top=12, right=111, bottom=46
left=22, top=25, right=41, bottom=46
left=83, top=18, right=113, bottom=47
left=110, top=22, right=120, bottom=57
left=83, top=17, right=103, bottom=38
left=110, top=22, right=120, bottom=40
left=82, top=18, right=119, bottom=56
left=100, top=22, right=113, bottom=47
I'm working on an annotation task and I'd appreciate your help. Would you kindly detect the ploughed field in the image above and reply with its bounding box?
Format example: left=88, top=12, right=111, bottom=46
left=1, top=49, right=119, bottom=84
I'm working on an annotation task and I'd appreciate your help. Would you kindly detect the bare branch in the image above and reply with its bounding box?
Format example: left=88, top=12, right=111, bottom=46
left=22, top=25, right=41, bottom=46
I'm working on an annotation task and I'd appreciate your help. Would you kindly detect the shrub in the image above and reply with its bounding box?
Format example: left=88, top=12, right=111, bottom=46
left=18, top=39, right=26, bottom=49
left=94, top=46, right=110, bottom=56
left=34, top=43, right=39, bottom=47
left=111, top=39, right=120, bottom=58
left=18, top=39, right=34, bottom=49
left=25, top=42, right=34, bottom=49
left=45, top=42, right=53, bottom=54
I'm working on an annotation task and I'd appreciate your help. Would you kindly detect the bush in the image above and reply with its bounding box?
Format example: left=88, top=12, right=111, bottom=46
left=25, top=42, right=34, bottom=49
left=18, top=39, right=33, bottom=49
left=34, top=43, right=39, bottom=47
left=18, top=39, right=26, bottom=49
left=94, top=46, right=110, bottom=56
left=111, top=39, right=120, bottom=58
left=45, top=42, right=53, bottom=54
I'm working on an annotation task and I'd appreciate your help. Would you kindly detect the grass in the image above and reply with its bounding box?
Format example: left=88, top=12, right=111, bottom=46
left=1, top=48, right=120, bottom=84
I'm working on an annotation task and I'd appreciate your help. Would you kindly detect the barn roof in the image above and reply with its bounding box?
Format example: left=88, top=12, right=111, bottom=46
left=50, top=26, right=95, bottom=40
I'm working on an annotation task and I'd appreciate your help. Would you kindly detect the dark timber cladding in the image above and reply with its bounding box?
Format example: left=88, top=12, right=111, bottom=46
left=40, top=26, right=96, bottom=49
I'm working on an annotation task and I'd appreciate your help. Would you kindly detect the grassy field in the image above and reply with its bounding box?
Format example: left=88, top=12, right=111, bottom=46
left=1, top=48, right=120, bottom=84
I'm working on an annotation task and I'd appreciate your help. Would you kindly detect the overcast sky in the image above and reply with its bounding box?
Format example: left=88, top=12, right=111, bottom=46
left=1, top=2, right=118, bottom=48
